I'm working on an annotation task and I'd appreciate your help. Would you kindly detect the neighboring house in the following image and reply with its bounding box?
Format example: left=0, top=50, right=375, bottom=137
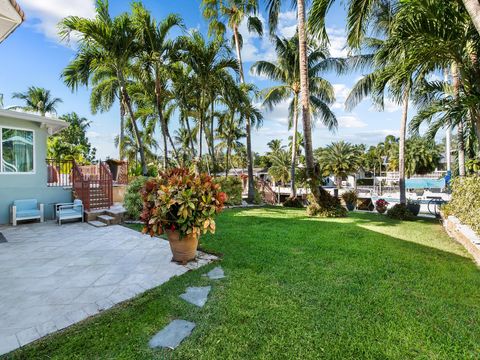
left=0, top=109, right=71, bottom=224
left=0, top=0, right=25, bottom=43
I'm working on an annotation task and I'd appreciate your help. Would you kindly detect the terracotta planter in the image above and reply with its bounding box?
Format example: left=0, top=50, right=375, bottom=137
left=166, top=230, right=198, bottom=263
left=376, top=206, right=387, bottom=214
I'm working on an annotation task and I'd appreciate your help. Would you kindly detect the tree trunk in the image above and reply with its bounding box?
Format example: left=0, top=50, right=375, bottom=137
left=184, top=114, right=196, bottom=157
left=452, top=62, right=466, bottom=176
left=210, top=98, right=216, bottom=176
left=290, top=93, right=299, bottom=198
left=399, top=90, right=409, bottom=205
left=119, top=100, right=125, bottom=160
left=233, top=24, right=255, bottom=203
left=166, top=129, right=180, bottom=165
left=225, top=140, right=231, bottom=177
left=119, top=81, right=147, bottom=176
left=297, top=0, right=320, bottom=200
left=462, top=0, right=480, bottom=36
left=155, top=80, right=168, bottom=169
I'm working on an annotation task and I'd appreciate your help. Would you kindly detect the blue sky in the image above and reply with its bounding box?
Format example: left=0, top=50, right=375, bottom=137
left=0, top=0, right=408, bottom=159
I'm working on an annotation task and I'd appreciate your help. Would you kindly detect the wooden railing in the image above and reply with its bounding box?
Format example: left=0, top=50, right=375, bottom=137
left=257, top=179, right=277, bottom=205
left=72, top=161, right=113, bottom=211
left=46, top=159, right=74, bottom=187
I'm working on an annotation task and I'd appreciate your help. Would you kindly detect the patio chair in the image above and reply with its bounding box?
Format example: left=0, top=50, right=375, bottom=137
left=56, top=199, right=84, bottom=225
left=10, top=199, right=44, bottom=226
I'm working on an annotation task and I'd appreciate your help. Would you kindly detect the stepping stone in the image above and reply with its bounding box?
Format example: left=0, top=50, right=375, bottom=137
left=180, top=286, right=211, bottom=307
left=203, top=266, right=225, bottom=280
left=149, top=320, right=195, bottom=349
left=0, top=232, right=7, bottom=243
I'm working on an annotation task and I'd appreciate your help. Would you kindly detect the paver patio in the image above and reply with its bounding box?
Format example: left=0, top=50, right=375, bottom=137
left=0, top=221, right=215, bottom=355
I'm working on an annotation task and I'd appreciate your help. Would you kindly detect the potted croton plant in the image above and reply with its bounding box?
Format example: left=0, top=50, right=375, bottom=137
left=375, top=198, right=389, bottom=214
left=141, top=168, right=227, bottom=263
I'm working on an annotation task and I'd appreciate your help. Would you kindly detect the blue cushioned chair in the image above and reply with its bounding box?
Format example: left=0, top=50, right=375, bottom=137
left=10, top=199, right=44, bottom=226
left=56, top=199, right=84, bottom=225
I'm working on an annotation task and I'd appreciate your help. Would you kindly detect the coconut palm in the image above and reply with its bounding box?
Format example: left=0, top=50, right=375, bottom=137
left=131, top=5, right=183, bottom=167
left=251, top=34, right=341, bottom=198
left=202, top=0, right=263, bottom=202
left=10, top=86, right=62, bottom=116
left=58, top=0, right=148, bottom=175
left=317, top=141, right=363, bottom=189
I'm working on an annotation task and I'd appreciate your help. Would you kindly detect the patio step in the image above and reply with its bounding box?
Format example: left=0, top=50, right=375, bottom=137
left=97, top=215, right=116, bottom=225
left=88, top=220, right=108, bottom=227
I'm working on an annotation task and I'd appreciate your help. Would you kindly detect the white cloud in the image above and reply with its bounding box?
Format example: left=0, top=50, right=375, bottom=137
left=369, top=98, right=402, bottom=113
left=86, top=131, right=100, bottom=139
left=20, top=0, right=95, bottom=42
left=326, top=27, right=348, bottom=58
left=258, top=98, right=292, bottom=126
left=337, top=115, right=367, bottom=128
left=332, top=83, right=351, bottom=110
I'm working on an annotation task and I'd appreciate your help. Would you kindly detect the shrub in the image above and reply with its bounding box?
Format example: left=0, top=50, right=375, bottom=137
left=214, top=176, right=243, bottom=205
left=341, top=190, right=358, bottom=204
left=141, top=168, right=227, bottom=237
left=124, top=176, right=148, bottom=219
left=306, top=188, right=347, bottom=218
left=442, top=175, right=480, bottom=235
left=386, top=203, right=415, bottom=221
left=283, top=197, right=304, bottom=208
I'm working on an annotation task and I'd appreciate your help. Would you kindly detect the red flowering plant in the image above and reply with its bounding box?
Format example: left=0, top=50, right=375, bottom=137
left=375, top=199, right=389, bottom=208
left=141, top=168, right=227, bottom=237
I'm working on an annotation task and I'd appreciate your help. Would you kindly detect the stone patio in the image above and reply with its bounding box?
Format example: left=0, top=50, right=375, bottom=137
left=0, top=221, right=216, bottom=356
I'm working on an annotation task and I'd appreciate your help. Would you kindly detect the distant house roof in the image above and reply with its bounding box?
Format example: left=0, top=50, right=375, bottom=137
left=0, top=0, right=25, bottom=43
left=0, top=109, right=68, bottom=134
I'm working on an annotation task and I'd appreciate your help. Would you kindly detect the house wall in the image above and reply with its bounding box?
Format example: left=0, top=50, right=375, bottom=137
left=0, top=116, right=71, bottom=224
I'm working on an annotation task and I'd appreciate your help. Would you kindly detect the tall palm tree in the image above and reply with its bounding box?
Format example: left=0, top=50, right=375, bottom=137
left=251, top=34, right=341, bottom=198
left=11, top=86, right=62, bottom=116
left=461, top=0, right=480, bottom=36
left=202, top=0, right=263, bottom=202
left=131, top=5, right=183, bottom=168
left=178, top=31, right=238, bottom=171
left=267, top=0, right=320, bottom=200
left=59, top=0, right=148, bottom=175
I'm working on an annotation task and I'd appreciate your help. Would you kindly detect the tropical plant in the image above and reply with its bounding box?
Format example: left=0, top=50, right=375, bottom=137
left=10, top=86, right=62, bottom=116
left=214, top=176, right=243, bottom=205
left=251, top=34, right=341, bottom=198
left=316, top=141, right=363, bottom=189
left=141, top=168, right=227, bottom=237
left=341, top=190, right=358, bottom=205
left=202, top=0, right=263, bottom=203
left=59, top=0, right=149, bottom=175
left=124, top=176, right=148, bottom=219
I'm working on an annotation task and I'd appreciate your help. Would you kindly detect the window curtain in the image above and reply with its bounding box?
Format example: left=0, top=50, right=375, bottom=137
left=1, top=128, right=34, bottom=172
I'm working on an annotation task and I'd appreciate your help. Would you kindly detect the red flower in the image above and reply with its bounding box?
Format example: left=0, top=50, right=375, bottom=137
left=170, top=224, right=176, bottom=231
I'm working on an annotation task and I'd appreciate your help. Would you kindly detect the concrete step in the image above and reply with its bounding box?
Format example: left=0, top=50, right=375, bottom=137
left=88, top=220, right=107, bottom=227
left=97, top=214, right=116, bottom=225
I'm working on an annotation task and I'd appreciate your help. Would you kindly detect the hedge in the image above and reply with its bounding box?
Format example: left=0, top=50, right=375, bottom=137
left=214, top=176, right=243, bottom=206
left=443, top=175, right=480, bottom=235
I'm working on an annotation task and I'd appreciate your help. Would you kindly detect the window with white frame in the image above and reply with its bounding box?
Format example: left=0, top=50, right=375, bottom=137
left=1, top=127, right=34, bottom=173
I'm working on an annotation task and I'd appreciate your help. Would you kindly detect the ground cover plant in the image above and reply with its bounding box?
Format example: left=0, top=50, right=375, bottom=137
left=8, top=208, right=480, bottom=359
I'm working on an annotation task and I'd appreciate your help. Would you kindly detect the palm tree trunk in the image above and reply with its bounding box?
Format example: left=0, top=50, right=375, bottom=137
left=462, top=0, right=480, bottom=36
left=119, top=79, right=147, bottom=176
left=233, top=24, right=255, bottom=203
left=225, top=140, right=231, bottom=177
left=290, top=93, right=299, bottom=198
left=166, top=129, right=180, bottom=165
left=452, top=62, right=466, bottom=176
left=185, top=116, right=196, bottom=157
left=155, top=80, right=168, bottom=169
left=399, top=90, right=409, bottom=205
left=297, top=0, right=320, bottom=200
left=119, top=100, right=125, bottom=160
left=210, top=99, right=216, bottom=176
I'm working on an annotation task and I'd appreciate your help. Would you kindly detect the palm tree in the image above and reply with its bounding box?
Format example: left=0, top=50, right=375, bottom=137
left=267, top=0, right=321, bottom=200
left=202, top=0, right=263, bottom=202
left=11, top=86, right=62, bottom=116
left=59, top=0, right=148, bottom=175
left=178, top=31, right=238, bottom=171
left=268, top=148, right=291, bottom=203
left=131, top=5, right=183, bottom=168
left=461, top=0, right=480, bottom=36
left=317, top=141, right=362, bottom=189
left=251, top=34, right=341, bottom=198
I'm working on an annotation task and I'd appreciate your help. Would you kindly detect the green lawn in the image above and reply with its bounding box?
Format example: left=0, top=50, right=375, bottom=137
left=7, top=208, right=480, bottom=359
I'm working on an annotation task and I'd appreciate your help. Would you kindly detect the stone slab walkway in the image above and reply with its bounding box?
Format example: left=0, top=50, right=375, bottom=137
left=180, top=286, right=211, bottom=307
left=149, top=320, right=196, bottom=349
left=0, top=222, right=215, bottom=356
left=204, top=266, right=225, bottom=280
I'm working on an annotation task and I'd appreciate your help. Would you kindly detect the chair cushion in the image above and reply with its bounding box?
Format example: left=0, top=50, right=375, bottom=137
left=16, top=209, right=41, bottom=219
left=58, top=209, right=82, bottom=218
left=13, top=199, right=37, bottom=212
left=73, top=199, right=83, bottom=212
